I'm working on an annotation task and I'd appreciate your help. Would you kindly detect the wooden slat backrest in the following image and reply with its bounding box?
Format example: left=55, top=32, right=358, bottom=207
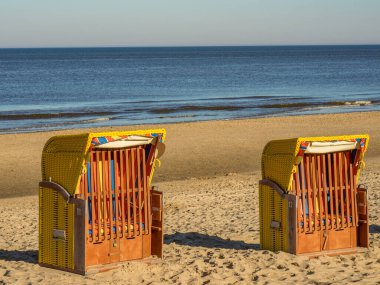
left=80, top=146, right=151, bottom=243
left=292, top=151, right=359, bottom=233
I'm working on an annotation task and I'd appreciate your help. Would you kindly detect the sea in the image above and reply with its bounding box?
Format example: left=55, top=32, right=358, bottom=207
left=0, top=45, right=379, bottom=134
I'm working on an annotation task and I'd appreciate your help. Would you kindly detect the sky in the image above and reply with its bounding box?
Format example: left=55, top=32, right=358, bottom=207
left=0, top=0, right=380, bottom=48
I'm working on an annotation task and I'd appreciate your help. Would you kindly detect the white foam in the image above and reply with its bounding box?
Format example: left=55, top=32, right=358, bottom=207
left=84, top=117, right=110, bottom=123
left=344, top=101, right=372, bottom=106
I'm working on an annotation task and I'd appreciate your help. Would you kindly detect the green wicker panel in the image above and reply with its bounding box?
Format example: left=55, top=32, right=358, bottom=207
left=259, top=184, right=289, bottom=252
left=41, top=134, right=90, bottom=196
left=261, top=138, right=298, bottom=192
left=39, top=187, right=74, bottom=269
left=260, top=185, right=274, bottom=250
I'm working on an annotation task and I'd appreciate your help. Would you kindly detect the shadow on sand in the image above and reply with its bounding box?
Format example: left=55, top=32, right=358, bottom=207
left=369, top=224, right=380, bottom=234
left=164, top=232, right=259, bottom=250
left=0, top=249, right=38, bottom=264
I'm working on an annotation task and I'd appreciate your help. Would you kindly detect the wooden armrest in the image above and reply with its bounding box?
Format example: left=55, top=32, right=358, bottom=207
left=39, top=181, right=72, bottom=203
left=259, top=179, right=286, bottom=198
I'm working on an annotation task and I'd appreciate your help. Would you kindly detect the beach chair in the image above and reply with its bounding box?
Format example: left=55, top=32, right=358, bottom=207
left=259, top=135, right=369, bottom=256
left=38, top=129, right=166, bottom=274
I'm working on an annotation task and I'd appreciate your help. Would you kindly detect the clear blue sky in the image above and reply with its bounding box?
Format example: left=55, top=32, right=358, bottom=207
left=1, top=0, right=379, bottom=48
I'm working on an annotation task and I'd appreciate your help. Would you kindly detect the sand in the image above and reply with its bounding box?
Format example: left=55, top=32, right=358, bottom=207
left=0, top=112, right=380, bottom=284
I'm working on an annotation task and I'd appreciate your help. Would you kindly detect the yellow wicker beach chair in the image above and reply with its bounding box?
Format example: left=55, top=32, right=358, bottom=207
left=259, top=135, right=369, bottom=256
left=38, top=129, right=166, bottom=274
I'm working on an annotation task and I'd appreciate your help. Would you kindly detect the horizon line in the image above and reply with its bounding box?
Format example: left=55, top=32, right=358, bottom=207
left=1, top=43, right=380, bottom=49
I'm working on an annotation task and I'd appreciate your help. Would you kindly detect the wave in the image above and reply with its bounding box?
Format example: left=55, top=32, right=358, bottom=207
left=158, top=114, right=197, bottom=119
left=260, top=102, right=312, bottom=108
left=150, top=105, right=245, bottom=114
left=83, top=117, right=111, bottom=123
left=0, top=111, right=116, bottom=120
left=260, top=100, right=374, bottom=109
left=0, top=116, right=114, bottom=133
left=148, top=100, right=375, bottom=115
left=0, top=100, right=375, bottom=121
left=118, top=94, right=300, bottom=106
left=343, top=100, right=372, bottom=106
left=0, top=99, right=377, bottom=134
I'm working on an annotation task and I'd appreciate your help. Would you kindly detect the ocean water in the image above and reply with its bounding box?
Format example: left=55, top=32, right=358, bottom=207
left=0, top=45, right=379, bottom=133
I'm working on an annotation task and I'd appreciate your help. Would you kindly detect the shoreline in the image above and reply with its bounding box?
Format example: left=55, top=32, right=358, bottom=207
left=0, top=111, right=379, bottom=199
left=1, top=108, right=379, bottom=135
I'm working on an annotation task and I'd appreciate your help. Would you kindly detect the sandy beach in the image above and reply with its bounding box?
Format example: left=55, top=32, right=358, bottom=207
left=0, top=112, right=380, bottom=284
